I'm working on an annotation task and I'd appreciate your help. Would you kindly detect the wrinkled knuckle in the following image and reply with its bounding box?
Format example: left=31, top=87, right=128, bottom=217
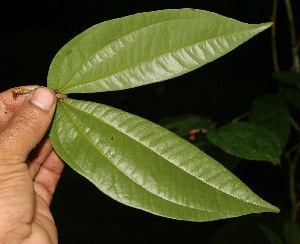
left=0, top=108, right=41, bottom=159
left=13, top=109, right=40, bottom=135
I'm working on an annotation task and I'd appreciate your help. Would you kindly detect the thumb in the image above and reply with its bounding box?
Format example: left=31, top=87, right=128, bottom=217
left=0, top=87, right=56, bottom=164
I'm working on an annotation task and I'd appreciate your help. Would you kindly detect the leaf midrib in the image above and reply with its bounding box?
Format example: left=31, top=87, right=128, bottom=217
left=59, top=19, right=259, bottom=92
left=58, top=15, right=217, bottom=91
left=58, top=100, right=222, bottom=213
left=59, top=98, right=272, bottom=210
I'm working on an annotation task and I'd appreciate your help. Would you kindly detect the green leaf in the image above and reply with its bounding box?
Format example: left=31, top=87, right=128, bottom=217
left=258, top=224, right=284, bottom=244
left=283, top=88, right=300, bottom=112
left=206, top=122, right=281, bottom=165
left=160, top=115, right=239, bottom=171
left=49, top=98, right=279, bottom=221
left=204, top=145, right=241, bottom=172
left=284, top=222, right=300, bottom=244
left=47, top=9, right=272, bottom=94
left=250, top=94, right=290, bottom=149
left=211, top=219, right=279, bottom=244
left=273, top=72, right=300, bottom=90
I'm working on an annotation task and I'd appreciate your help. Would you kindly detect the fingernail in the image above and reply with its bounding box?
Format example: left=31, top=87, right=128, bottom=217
left=30, top=87, right=55, bottom=111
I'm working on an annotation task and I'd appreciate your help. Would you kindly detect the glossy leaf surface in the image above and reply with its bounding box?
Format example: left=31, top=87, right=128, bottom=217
left=250, top=94, right=290, bottom=149
left=49, top=98, right=279, bottom=221
left=206, top=122, right=281, bottom=165
left=160, top=114, right=240, bottom=172
left=47, top=9, right=272, bottom=94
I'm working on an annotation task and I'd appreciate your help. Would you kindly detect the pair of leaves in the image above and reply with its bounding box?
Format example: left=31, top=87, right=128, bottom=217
left=47, top=9, right=278, bottom=221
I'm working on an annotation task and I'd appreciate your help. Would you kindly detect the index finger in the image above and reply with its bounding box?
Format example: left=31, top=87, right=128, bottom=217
left=0, top=85, right=38, bottom=127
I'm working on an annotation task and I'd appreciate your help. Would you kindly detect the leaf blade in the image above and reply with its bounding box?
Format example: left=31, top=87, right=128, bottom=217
left=206, top=122, right=282, bottom=165
left=47, top=9, right=272, bottom=94
left=283, top=88, right=300, bottom=112
left=250, top=94, right=290, bottom=149
left=49, top=98, right=279, bottom=221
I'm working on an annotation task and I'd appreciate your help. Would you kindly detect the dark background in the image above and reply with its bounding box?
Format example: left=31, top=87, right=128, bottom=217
left=1, top=0, right=299, bottom=243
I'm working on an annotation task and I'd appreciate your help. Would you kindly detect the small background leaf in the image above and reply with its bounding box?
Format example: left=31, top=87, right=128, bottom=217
left=283, top=88, right=300, bottom=112
left=211, top=219, right=282, bottom=244
left=284, top=222, right=300, bottom=244
left=273, top=72, right=300, bottom=90
left=47, top=9, right=272, bottom=94
left=258, top=224, right=284, bottom=244
left=49, top=98, right=279, bottom=222
left=206, top=122, right=282, bottom=165
left=250, top=94, right=290, bottom=149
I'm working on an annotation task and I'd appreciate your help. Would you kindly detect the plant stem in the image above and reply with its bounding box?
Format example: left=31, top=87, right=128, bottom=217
left=287, top=143, right=300, bottom=222
left=284, top=116, right=300, bottom=222
left=281, top=0, right=300, bottom=223
left=231, top=111, right=250, bottom=123
left=11, top=88, right=35, bottom=98
left=284, top=0, right=300, bottom=72
left=11, top=87, right=64, bottom=100
left=290, top=116, right=300, bottom=134
left=288, top=116, right=300, bottom=222
left=272, top=0, right=280, bottom=72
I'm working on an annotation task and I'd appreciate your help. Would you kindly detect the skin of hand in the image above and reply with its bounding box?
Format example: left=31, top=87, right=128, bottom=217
left=0, top=86, right=64, bottom=244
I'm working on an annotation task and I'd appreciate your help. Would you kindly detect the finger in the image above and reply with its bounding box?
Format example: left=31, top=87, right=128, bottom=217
left=0, top=86, right=38, bottom=127
left=27, top=138, right=54, bottom=179
left=0, top=87, right=56, bottom=164
left=33, top=150, right=64, bottom=205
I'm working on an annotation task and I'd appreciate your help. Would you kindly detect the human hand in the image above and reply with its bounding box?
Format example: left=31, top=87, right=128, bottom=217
left=0, top=86, right=64, bottom=243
